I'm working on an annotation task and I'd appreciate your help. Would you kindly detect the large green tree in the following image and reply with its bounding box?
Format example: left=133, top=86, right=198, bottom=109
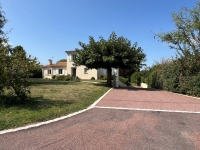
left=0, top=4, right=7, bottom=43
left=155, top=2, right=200, bottom=76
left=74, top=32, right=146, bottom=86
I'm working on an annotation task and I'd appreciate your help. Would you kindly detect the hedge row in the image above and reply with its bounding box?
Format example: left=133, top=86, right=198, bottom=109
left=133, top=58, right=200, bottom=97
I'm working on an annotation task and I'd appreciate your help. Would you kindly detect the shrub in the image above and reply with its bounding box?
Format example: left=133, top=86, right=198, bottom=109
left=119, top=76, right=131, bottom=86
left=90, top=77, right=95, bottom=80
left=137, top=76, right=141, bottom=86
left=65, top=74, right=71, bottom=81
left=131, top=72, right=142, bottom=85
left=56, top=75, right=66, bottom=81
left=102, top=75, right=107, bottom=80
left=71, top=76, right=81, bottom=82
left=29, top=66, right=42, bottom=78
left=99, top=74, right=104, bottom=79
left=52, top=75, right=56, bottom=79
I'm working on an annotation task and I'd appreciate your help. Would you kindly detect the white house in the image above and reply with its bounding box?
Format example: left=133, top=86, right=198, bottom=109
left=42, top=59, right=67, bottom=79
left=66, top=50, right=111, bottom=79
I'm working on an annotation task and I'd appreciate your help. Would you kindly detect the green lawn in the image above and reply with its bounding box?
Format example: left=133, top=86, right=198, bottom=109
left=0, top=79, right=110, bottom=131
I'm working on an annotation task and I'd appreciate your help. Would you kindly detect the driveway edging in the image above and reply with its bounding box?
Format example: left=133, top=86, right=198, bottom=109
left=0, top=88, right=112, bottom=135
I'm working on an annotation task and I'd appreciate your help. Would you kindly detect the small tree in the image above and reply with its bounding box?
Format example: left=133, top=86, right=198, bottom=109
left=0, top=5, right=39, bottom=104
left=57, top=59, right=67, bottom=62
left=155, top=2, right=200, bottom=76
left=74, top=32, right=146, bottom=86
left=0, top=45, right=38, bottom=103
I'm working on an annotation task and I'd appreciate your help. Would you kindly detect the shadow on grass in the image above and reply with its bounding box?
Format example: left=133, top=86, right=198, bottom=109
left=29, top=79, right=77, bottom=86
left=0, top=96, right=75, bottom=110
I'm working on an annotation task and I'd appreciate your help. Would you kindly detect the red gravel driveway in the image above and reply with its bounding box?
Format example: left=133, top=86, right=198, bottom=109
left=0, top=88, right=200, bottom=150
left=96, top=88, right=200, bottom=112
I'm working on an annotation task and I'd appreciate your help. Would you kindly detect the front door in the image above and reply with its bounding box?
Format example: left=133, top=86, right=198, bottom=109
left=72, top=68, right=76, bottom=77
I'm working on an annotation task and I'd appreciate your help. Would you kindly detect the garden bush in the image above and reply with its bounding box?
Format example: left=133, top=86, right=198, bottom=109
left=56, top=75, right=66, bottom=81
left=52, top=75, right=56, bottom=79
left=71, top=76, right=81, bottom=82
left=99, top=75, right=104, bottom=79
left=90, top=77, right=95, bottom=80
left=65, top=74, right=71, bottom=81
left=119, top=76, right=131, bottom=86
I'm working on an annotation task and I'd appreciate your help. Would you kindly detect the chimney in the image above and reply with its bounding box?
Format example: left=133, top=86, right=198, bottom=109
left=48, top=59, right=52, bottom=65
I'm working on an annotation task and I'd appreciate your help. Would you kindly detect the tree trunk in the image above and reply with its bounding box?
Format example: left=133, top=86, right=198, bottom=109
left=107, top=68, right=112, bottom=86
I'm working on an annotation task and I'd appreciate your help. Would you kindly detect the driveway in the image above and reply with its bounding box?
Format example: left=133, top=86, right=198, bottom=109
left=0, top=88, right=200, bottom=150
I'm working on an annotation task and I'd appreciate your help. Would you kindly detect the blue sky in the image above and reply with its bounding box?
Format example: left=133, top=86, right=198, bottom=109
left=1, top=0, right=198, bottom=66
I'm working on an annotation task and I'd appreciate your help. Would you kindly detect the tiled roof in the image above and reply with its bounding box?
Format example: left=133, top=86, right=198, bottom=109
left=42, top=62, right=67, bottom=68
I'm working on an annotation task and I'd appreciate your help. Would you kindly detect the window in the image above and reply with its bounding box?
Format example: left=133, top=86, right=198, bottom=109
left=59, top=69, right=63, bottom=74
left=84, top=68, right=88, bottom=74
left=72, top=54, right=77, bottom=61
left=48, top=70, right=51, bottom=75
left=69, top=54, right=77, bottom=62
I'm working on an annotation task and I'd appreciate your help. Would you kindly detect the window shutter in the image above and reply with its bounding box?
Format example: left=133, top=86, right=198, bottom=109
left=45, top=70, right=47, bottom=75
left=69, top=54, right=72, bottom=61
left=63, top=69, right=65, bottom=75
left=56, top=69, right=58, bottom=75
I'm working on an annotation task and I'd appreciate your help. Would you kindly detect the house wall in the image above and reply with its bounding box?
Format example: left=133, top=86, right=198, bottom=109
left=43, top=67, right=67, bottom=79
left=66, top=52, right=97, bottom=79
left=76, top=65, right=98, bottom=79
left=52, top=67, right=67, bottom=76
left=43, top=67, right=52, bottom=79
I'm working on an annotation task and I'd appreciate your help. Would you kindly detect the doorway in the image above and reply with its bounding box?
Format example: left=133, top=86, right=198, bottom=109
left=72, top=68, right=76, bottom=77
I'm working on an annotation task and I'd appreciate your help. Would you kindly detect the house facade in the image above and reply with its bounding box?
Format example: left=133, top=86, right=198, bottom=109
left=66, top=51, right=108, bottom=79
left=42, top=59, right=67, bottom=79
left=42, top=51, right=114, bottom=79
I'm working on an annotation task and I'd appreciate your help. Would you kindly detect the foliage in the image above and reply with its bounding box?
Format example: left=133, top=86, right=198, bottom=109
left=131, top=72, right=141, bottom=84
left=72, top=76, right=81, bottom=82
left=90, top=77, right=95, bottom=80
left=29, top=65, right=42, bottom=78
left=0, top=45, right=38, bottom=104
left=146, top=2, right=200, bottom=96
left=155, top=2, right=200, bottom=77
left=65, top=74, right=71, bottom=81
left=0, top=5, right=39, bottom=105
left=119, top=76, right=131, bottom=86
left=99, top=74, right=105, bottom=79
left=52, top=75, right=56, bottom=79
left=55, top=74, right=81, bottom=82
left=74, top=32, right=146, bottom=86
left=57, top=59, right=67, bottom=62
left=138, top=57, right=200, bottom=96
left=56, top=75, right=67, bottom=81
left=0, top=4, right=7, bottom=43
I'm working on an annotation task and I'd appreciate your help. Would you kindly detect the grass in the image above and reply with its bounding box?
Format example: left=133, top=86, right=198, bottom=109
left=0, top=79, right=110, bottom=131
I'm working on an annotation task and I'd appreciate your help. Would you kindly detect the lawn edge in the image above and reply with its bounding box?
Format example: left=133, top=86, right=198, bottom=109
left=0, top=88, right=112, bottom=135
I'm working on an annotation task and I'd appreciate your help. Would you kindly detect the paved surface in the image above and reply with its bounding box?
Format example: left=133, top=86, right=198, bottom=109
left=97, top=88, right=200, bottom=112
left=0, top=88, right=200, bottom=150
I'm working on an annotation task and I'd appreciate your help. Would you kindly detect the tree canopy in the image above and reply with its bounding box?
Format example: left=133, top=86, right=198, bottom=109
left=57, top=59, right=67, bottom=62
left=74, top=32, right=146, bottom=86
left=0, top=5, right=39, bottom=105
left=155, top=2, right=200, bottom=76
left=0, top=5, right=7, bottom=43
